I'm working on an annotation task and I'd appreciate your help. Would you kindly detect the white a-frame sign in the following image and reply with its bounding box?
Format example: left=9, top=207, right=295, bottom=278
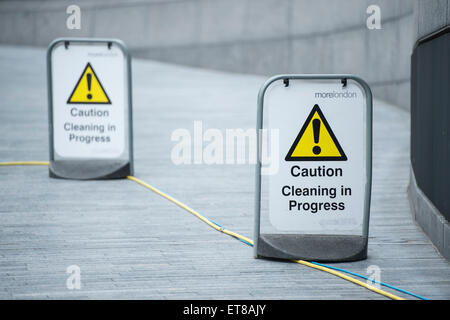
left=254, top=75, right=372, bottom=262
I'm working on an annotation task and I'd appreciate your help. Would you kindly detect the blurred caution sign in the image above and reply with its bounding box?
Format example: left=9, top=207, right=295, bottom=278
left=285, top=104, right=347, bottom=161
left=67, top=63, right=111, bottom=104
left=47, top=39, right=133, bottom=179
left=50, top=41, right=128, bottom=159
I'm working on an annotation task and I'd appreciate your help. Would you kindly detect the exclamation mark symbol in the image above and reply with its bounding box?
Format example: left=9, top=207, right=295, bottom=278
left=86, top=73, right=92, bottom=100
left=312, top=118, right=321, bottom=155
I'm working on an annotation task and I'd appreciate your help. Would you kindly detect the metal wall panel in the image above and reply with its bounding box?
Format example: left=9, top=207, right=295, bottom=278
left=411, top=27, right=450, bottom=220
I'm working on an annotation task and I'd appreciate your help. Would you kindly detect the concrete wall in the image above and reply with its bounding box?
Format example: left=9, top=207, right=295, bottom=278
left=416, top=0, right=450, bottom=38
left=0, top=0, right=445, bottom=109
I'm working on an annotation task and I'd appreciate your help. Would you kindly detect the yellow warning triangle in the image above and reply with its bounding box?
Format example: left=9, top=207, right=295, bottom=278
left=285, top=104, right=347, bottom=161
left=67, top=63, right=111, bottom=104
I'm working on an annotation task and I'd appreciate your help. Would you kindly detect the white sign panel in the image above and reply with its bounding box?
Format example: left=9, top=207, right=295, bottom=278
left=51, top=42, right=127, bottom=159
left=265, top=79, right=368, bottom=234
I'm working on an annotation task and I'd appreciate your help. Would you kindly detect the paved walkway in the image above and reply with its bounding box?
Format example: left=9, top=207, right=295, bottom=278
left=0, top=45, right=449, bottom=299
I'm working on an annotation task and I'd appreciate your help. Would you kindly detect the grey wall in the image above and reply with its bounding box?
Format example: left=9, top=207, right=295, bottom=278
left=416, top=0, right=450, bottom=38
left=1, top=0, right=449, bottom=109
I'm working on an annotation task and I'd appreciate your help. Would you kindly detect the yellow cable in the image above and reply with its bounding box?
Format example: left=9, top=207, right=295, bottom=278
left=293, top=260, right=405, bottom=300
left=0, top=162, right=404, bottom=300
left=126, top=175, right=405, bottom=300
left=126, top=175, right=254, bottom=245
left=0, top=161, right=49, bottom=166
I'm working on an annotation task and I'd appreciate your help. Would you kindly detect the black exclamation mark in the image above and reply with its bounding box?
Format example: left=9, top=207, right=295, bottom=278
left=86, top=73, right=92, bottom=100
left=312, top=119, right=321, bottom=155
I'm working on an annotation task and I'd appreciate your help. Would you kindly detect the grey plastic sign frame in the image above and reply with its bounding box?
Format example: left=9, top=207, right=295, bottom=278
left=253, top=74, right=372, bottom=262
left=47, top=38, right=134, bottom=180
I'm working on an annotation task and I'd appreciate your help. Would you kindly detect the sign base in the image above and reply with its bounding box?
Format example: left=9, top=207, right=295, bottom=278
left=256, top=234, right=367, bottom=262
left=49, top=160, right=132, bottom=180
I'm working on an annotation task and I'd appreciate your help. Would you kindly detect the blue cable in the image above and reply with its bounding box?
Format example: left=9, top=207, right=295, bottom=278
left=309, top=261, right=428, bottom=300
left=209, top=219, right=254, bottom=246
left=208, top=218, right=427, bottom=300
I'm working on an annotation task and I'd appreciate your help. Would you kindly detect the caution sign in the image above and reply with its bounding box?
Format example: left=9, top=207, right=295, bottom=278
left=48, top=39, right=132, bottom=166
left=67, top=63, right=111, bottom=104
left=285, top=104, right=347, bottom=161
left=254, top=76, right=372, bottom=261
left=258, top=78, right=370, bottom=236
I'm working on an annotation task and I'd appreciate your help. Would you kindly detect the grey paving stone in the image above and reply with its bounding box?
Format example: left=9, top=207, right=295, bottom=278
left=0, top=45, right=449, bottom=300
